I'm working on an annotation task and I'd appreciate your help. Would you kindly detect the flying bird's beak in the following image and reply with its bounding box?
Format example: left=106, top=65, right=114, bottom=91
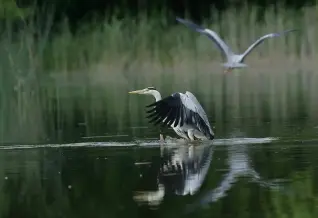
left=128, top=89, right=143, bottom=94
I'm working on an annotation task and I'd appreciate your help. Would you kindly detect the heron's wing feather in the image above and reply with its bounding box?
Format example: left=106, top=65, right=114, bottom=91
left=241, top=29, right=298, bottom=61
left=146, top=92, right=214, bottom=139
left=146, top=93, right=184, bottom=128
left=176, top=17, right=233, bottom=59
left=184, top=91, right=211, bottom=127
left=182, top=92, right=214, bottom=138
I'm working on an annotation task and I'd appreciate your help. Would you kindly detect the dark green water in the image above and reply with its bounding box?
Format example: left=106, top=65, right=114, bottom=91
left=1, top=122, right=318, bottom=218
left=1, top=70, right=318, bottom=217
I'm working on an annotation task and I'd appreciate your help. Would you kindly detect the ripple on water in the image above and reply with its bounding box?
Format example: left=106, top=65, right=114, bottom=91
left=0, top=137, right=280, bottom=150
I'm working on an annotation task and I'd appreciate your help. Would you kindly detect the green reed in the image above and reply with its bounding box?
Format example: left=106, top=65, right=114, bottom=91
left=0, top=5, right=317, bottom=144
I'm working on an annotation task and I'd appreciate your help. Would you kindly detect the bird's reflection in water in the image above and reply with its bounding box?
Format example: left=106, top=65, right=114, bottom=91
left=186, top=141, right=283, bottom=213
left=159, top=142, right=213, bottom=196
left=133, top=178, right=165, bottom=207
left=133, top=139, right=214, bottom=207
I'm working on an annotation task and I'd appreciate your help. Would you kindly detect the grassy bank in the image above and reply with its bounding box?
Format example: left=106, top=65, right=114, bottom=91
left=0, top=6, right=317, bottom=144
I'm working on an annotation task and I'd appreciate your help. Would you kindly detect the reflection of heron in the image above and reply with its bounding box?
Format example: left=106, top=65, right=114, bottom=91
left=133, top=179, right=165, bottom=207
left=186, top=142, right=282, bottom=213
left=176, top=17, right=297, bottom=73
left=160, top=144, right=214, bottom=196
left=129, top=87, right=214, bottom=141
left=133, top=144, right=214, bottom=206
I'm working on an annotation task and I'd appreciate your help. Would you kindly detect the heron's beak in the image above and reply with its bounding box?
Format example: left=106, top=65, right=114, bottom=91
left=128, top=89, right=143, bottom=94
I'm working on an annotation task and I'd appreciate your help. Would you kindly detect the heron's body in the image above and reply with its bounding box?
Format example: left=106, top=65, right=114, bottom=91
left=129, top=87, right=214, bottom=141
left=176, top=17, right=297, bottom=73
left=146, top=91, right=214, bottom=141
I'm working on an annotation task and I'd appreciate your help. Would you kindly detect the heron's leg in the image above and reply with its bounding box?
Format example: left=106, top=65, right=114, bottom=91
left=173, top=127, right=189, bottom=140
left=187, top=129, right=195, bottom=141
left=159, top=134, right=164, bottom=142
left=180, top=131, right=189, bottom=140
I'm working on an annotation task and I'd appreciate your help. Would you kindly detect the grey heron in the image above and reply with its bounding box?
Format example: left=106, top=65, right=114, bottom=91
left=176, top=17, right=298, bottom=73
left=128, top=87, right=214, bottom=141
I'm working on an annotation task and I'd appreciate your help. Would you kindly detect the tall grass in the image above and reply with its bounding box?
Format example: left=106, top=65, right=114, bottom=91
left=0, top=5, right=317, bottom=144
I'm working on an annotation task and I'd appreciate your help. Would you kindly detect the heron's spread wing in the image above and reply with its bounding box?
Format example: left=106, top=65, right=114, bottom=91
left=176, top=17, right=233, bottom=59
left=146, top=92, right=214, bottom=140
left=146, top=93, right=183, bottom=127
left=241, top=29, right=298, bottom=61
left=183, top=91, right=214, bottom=134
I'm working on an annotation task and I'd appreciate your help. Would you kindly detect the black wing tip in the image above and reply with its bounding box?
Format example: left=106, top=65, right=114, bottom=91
left=176, top=17, right=185, bottom=22
left=279, top=29, right=298, bottom=35
left=146, top=107, right=157, bottom=113
left=146, top=102, right=157, bottom=108
left=208, top=134, right=215, bottom=140
left=283, top=29, right=298, bottom=33
left=175, top=17, right=203, bottom=30
left=145, top=113, right=155, bottom=119
left=145, top=94, right=184, bottom=128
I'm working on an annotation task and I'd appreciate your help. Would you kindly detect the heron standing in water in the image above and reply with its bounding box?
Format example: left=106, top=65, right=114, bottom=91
left=176, top=17, right=298, bottom=73
left=128, top=87, right=214, bottom=141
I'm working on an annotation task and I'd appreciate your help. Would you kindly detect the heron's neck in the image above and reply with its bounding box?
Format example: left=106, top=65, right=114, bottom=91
left=151, top=90, right=162, bottom=102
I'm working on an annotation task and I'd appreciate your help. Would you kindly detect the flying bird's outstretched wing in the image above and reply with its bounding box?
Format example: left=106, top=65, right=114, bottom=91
left=146, top=92, right=214, bottom=140
left=176, top=17, right=233, bottom=59
left=240, top=29, right=298, bottom=61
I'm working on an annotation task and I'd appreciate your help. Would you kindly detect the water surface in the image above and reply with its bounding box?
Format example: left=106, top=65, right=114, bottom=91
left=1, top=69, right=318, bottom=217
left=1, top=127, right=317, bottom=218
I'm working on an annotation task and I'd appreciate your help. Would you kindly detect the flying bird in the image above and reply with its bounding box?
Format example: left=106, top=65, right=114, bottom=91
left=176, top=17, right=298, bottom=73
left=129, top=87, right=214, bottom=141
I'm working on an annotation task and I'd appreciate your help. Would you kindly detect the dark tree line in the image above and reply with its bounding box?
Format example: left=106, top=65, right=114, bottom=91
left=7, top=0, right=316, bottom=32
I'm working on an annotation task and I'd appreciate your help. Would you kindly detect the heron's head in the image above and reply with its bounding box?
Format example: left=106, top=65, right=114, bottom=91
left=128, top=87, right=157, bottom=95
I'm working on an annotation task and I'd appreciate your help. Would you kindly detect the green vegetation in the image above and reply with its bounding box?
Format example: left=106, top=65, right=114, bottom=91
left=0, top=6, right=317, bottom=144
